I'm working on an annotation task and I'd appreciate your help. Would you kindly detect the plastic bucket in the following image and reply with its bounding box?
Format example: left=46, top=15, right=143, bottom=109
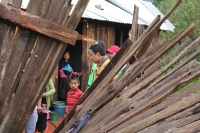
left=53, top=105, right=66, bottom=117
left=53, top=101, right=65, bottom=106
left=50, top=111, right=59, bottom=121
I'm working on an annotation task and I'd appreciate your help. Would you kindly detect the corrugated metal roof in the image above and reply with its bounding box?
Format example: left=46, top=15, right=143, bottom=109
left=71, top=0, right=133, bottom=24
left=18, top=0, right=174, bottom=31
left=71, top=0, right=174, bottom=32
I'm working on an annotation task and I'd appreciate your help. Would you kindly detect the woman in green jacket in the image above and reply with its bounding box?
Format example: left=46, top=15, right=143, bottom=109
left=43, top=79, right=56, bottom=110
left=36, top=79, right=56, bottom=133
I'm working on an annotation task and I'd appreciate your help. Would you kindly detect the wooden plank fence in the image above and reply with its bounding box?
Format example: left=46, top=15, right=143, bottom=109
left=56, top=0, right=200, bottom=132
left=1, top=0, right=200, bottom=133
left=0, top=0, right=90, bottom=132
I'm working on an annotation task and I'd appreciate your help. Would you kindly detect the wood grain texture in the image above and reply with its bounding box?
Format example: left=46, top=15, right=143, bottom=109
left=0, top=3, right=78, bottom=44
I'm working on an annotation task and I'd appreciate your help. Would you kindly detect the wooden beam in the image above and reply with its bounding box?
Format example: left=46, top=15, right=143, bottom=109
left=116, top=91, right=200, bottom=133
left=129, top=5, right=139, bottom=41
left=165, top=120, right=200, bottom=133
left=139, top=104, right=200, bottom=133
left=104, top=82, right=200, bottom=132
left=54, top=0, right=91, bottom=132
left=79, top=22, right=197, bottom=132
left=0, top=2, right=78, bottom=45
left=61, top=38, right=134, bottom=131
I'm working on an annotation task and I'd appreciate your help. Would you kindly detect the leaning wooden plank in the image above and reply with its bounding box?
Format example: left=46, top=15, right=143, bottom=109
left=165, top=120, right=200, bottom=133
left=141, top=111, right=200, bottom=133
left=0, top=30, right=38, bottom=114
left=61, top=38, right=134, bottom=131
left=64, top=16, right=161, bottom=131
left=82, top=61, right=199, bottom=132
left=127, top=36, right=200, bottom=99
left=117, top=65, right=200, bottom=131
left=129, top=5, right=139, bottom=41
left=138, top=103, right=200, bottom=133
left=80, top=0, right=183, bottom=118
left=0, top=0, right=53, bottom=132
left=130, top=62, right=200, bottom=116
left=83, top=24, right=197, bottom=132
left=104, top=81, right=200, bottom=132
left=70, top=4, right=188, bottom=129
left=92, top=38, right=166, bottom=113
left=120, top=24, right=196, bottom=102
left=0, top=2, right=78, bottom=44
left=130, top=36, right=200, bottom=103
left=116, top=92, right=200, bottom=133
left=53, top=0, right=91, bottom=132
left=82, top=24, right=197, bottom=132
left=0, top=0, right=23, bottom=126
left=133, top=38, right=193, bottom=86
left=79, top=38, right=166, bottom=132
left=0, top=2, right=54, bottom=126
left=0, top=0, right=70, bottom=132
left=7, top=0, right=79, bottom=129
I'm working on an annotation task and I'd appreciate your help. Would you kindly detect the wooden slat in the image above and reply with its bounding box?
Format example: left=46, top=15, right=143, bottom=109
left=63, top=15, right=161, bottom=130
left=138, top=103, right=200, bottom=133
left=79, top=13, right=172, bottom=124
left=129, top=5, right=139, bottom=41
left=0, top=3, right=78, bottom=44
left=101, top=48, right=198, bottom=132
left=81, top=22, right=90, bottom=92
left=116, top=92, right=200, bottom=133
left=165, top=119, right=200, bottom=133
left=0, top=0, right=69, bottom=132
left=62, top=38, right=134, bottom=130
left=0, top=0, right=23, bottom=129
left=80, top=23, right=197, bottom=132
left=80, top=38, right=167, bottom=132
left=54, top=0, right=91, bottom=132
left=105, top=82, right=200, bottom=132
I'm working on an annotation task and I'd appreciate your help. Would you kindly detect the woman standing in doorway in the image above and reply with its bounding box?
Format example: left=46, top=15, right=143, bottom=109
left=58, top=51, right=81, bottom=102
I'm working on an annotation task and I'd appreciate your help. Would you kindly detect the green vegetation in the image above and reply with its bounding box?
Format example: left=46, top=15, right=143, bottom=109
left=153, top=0, right=200, bottom=41
left=153, top=0, right=200, bottom=94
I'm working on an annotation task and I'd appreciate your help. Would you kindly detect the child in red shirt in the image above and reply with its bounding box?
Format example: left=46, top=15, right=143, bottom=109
left=66, top=76, right=83, bottom=114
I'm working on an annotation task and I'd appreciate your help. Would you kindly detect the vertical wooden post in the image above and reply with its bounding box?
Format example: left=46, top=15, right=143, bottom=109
left=120, top=30, right=124, bottom=46
left=81, top=22, right=90, bottom=92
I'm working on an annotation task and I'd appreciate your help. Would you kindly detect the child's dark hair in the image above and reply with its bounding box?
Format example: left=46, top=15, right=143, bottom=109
left=69, top=76, right=80, bottom=83
left=63, top=51, right=70, bottom=56
left=89, top=44, right=106, bottom=56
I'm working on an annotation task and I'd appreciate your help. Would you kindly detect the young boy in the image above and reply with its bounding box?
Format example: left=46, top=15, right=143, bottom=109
left=66, top=76, right=83, bottom=114
left=88, top=40, right=110, bottom=81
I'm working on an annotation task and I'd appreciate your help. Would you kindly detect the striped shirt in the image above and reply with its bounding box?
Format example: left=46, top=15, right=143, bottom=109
left=66, top=89, right=83, bottom=111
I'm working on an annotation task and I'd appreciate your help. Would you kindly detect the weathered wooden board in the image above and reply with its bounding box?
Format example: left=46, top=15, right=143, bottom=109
left=63, top=2, right=183, bottom=128
left=138, top=103, right=200, bottom=133
left=0, top=2, right=78, bottom=44
left=0, top=0, right=90, bottom=132
left=116, top=92, right=200, bottom=133
left=107, top=83, right=200, bottom=133
left=80, top=24, right=197, bottom=132
left=0, top=0, right=23, bottom=129
left=54, top=0, right=91, bottom=132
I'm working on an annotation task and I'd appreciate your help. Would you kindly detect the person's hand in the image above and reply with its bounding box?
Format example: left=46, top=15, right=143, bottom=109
left=97, top=69, right=102, bottom=75
left=37, top=106, right=43, bottom=114
left=77, top=72, right=82, bottom=77
left=65, top=108, right=70, bottom=115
